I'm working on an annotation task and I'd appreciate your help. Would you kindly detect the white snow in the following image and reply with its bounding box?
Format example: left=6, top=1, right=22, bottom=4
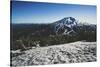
left=55, top=17, right=77, bottom=35
left=11, top=41, right=96, bottom=66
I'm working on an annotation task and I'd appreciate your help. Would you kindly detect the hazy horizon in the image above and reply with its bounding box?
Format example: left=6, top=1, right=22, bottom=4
left=11, top=1, right=96, bottom=24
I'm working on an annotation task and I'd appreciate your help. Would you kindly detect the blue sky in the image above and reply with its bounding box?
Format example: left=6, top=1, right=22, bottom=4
left=11, top=1, right=96, bottom=24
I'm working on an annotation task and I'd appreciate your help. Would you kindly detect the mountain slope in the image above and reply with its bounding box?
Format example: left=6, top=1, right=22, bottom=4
left=11, top=41, right=96, bottom=66
left=53, top=17, right=78, bottom=35
left=11, top=17, right=96, bottom=50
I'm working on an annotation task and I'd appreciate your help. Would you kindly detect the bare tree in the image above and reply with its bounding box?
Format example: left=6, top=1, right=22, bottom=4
left=16, top=40, right=27, bottom=50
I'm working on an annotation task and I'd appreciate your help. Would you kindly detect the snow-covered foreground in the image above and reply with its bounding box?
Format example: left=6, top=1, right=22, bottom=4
left=11, top=41, right=96, bottom=66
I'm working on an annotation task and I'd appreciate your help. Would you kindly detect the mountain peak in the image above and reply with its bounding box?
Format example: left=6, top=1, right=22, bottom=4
left=61, top=17, right=76, bottom=24
left=54, top=17, right=77, bottom=35
left=62, top=17, right=72, bottom=19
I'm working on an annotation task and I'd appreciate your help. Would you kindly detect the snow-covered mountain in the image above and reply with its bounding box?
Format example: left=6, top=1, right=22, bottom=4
left=12, top=17, right=96, bottom=36
left=51, top=17, right=96, bottom=35
left=11, top=17, right=97, bottom=66
left=11, top=17, right=96, bottom=50
left=52, top=17, right=78, bottom=35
